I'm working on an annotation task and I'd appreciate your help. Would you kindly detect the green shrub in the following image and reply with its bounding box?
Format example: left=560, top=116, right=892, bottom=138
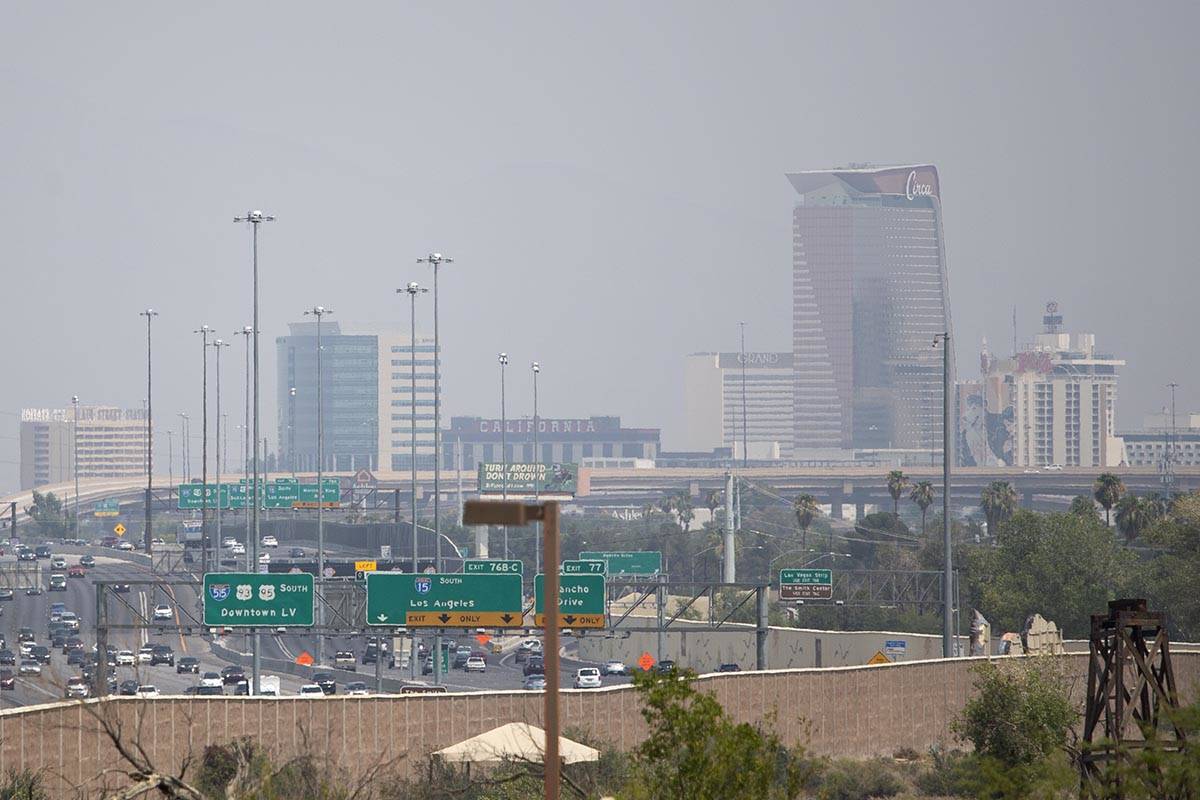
left=816, top=758, right=904, bottom=800
left=952, top=659, right=1075, bottom=768
left=0, top=770, right=47, bottom=800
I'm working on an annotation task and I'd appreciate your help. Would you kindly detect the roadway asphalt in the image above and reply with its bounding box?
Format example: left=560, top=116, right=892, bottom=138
left=0, top=544, right=631, bottom=705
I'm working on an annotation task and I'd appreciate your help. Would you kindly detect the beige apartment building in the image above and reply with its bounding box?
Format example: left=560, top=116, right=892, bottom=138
left=20, top=406, right=148, bottom=489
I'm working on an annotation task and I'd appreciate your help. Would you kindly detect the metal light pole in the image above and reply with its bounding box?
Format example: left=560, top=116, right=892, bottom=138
left=166, top=430, right=174, bottom=489
left=400, top=283, right=428, bottom=570
left=178, top=413, right=190, bottom=483
left=532, top=361, right=540, bottom=574
left=211, top=339, right=230, bottom=570
left=140, top=309, right=158, bottom=554
left=739, top=321, right=748, bottom=468
left=498, top=352, right=509, bottom=558
left=304, top=305, right=332, bottom=666
left=72, top=395, right=79, bottom=531
left=288, top=388, right=297, bottom=476
left=935, top=332, right=953, bottom=658
left=417, top=252, right=452, bottom=684
left=195, top=325, right=213, bottom=569
left=235, top=325, right=253, bottom=536
left=234, top=209, right=274, bottom=695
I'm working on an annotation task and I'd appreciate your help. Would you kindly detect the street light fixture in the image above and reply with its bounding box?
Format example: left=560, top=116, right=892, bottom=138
left=498, top=352, right=509, bottom=558
left=194, top=324, right=213, bottom=570
left=210, top=339, right=230, bottom=571
left=71, top=395, right=79, bottom=531
left=417, top=252, right=452, bottom=686
left=234, top=209, right=274, bottom=695
left=140, top=310, right=158, bottom=554
left=933, top=331, right=952, bottom=658
left=303, top=304, right=332, bottom=666
left=532, top=361, right=541, bottom=574
left=398, top=283, right=428, bottom=573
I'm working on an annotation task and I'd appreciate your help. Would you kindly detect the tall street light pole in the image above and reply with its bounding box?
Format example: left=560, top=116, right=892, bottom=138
left=739, top=321, right=748, bottom=468
left=72, top=395, right=79, bottom=532
left=235, top=325, right=253, bottom=536
left=195, top=325, right=213, bottom=569
left=498, top=352, right=509, bottom=558
left=417, top=252, right=452, bottom=684
left=234, top=209, right=274, bottom=695
left=532, top=361, right=540, bottom=574
left=288, top=387, right=297, bottom=476
left=211, top=339, right=230, bottom=570
left=178, top=413, right=190, bottom=483
left=934, top=332, right=953, bottom=658
left=400, top=283, right=428, bottom=572
left=304, top=305, right=332, bottom=666
left=140, top=310, right=158, bottom=554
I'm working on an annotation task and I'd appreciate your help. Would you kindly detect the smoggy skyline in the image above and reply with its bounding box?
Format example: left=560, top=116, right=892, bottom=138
left=2, top=3, right=1198, bottom=491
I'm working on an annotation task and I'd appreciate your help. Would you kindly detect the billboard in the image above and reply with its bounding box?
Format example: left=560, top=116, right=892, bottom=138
left=477, top=463, right=578, bottom=495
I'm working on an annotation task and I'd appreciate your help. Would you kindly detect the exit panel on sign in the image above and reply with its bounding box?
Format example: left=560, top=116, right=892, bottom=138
left=405, top=611, right=522, bottom=627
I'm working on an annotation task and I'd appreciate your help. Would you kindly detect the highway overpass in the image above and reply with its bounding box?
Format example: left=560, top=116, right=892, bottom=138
left=5, top=465, right=1196, bottom=528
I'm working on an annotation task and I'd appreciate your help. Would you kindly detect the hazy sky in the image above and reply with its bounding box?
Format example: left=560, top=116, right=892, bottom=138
left=2, top=3, right=1197, bottom=491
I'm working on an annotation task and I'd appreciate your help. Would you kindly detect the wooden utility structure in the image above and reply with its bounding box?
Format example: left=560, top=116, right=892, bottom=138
left=1081, top=598, right=1186, bottom=793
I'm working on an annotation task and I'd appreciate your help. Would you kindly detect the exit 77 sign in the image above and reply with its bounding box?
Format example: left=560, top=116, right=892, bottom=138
left=534, top=573, right=606, bottom=628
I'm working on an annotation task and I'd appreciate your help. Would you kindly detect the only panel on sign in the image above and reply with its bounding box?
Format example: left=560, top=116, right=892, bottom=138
left=533, top=613, right=605, bottom=629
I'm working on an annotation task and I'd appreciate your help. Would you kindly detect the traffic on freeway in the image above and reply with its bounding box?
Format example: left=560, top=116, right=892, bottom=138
left=0, top=537, right=634, bottom=702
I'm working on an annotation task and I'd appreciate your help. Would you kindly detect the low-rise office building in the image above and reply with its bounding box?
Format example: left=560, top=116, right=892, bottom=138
left=20, top=406, right=148, bottom=489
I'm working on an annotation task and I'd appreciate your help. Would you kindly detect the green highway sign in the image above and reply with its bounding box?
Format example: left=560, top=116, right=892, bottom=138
left=178, top=484, right=232, bottom=510
left=579, top=550, right=662, bottom=575
left=273, top=477, right=299, bottom=484
left=93, top=498, right=120, bottom=518
left=534, top=573, right=606, bottom=628
left=561, top=559, right=605, bottom=575
left=464, top=559, right=523, bottom=575
left=779, top=568, right=833, bottom=600
left=477, top=462, right=579, bottom=495
left=294, top=481, right=340, bottom=508
left=203, top=573, right=314, bottom=626
left=366, top=572, right=524, bottom=628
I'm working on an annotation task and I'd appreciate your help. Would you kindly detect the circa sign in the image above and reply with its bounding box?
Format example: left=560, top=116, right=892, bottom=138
left=905, top=170, right=935, bottom=201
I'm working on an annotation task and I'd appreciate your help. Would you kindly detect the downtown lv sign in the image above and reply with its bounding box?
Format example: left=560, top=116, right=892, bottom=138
left=203, top=573, right=314, bottom=626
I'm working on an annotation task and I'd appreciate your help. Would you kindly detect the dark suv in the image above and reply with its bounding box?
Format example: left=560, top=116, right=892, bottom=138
left=523, top=656, right=545, bottom=676
left=149, top=645, right=175, bottom=667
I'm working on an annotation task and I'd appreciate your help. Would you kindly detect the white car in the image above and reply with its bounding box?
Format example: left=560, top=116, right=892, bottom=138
left=135, top=685, right=160, bottom=698
left=115, top=650, right=135, bottom=666
left=258, top=552, right=271, bottom=564
left=61, top=612, right=80, bottom=631
left=601, top=660, right=629, bottom=676
left=150, top=537, right=165, bottom=547
left=1046, top=464, right=1064, bottom=471
left=199, top=672, right=223, bottom=688
left=231, top=542, right=246, bottom=556
left=298, top=684, right=325, bottom=696
left=261, top=535, right=278, bottom=548
left=573, top=667, right=602, bottom=689
left=117, top=541, right=134, bottom=551
left=51, top=557, right=66, bottom=570
left=137, top=646, right=155, bottom=663
left=153, top=604, right=173, bottom=621
left=222, top=537, right=238, bottom=549
left=464, top=656, right=486, bottom=673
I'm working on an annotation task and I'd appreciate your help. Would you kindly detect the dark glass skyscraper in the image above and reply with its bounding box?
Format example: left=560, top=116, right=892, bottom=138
left=787, top=165, right=954, bottom=456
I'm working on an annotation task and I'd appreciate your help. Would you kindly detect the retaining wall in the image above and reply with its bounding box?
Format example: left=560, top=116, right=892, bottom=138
left=2, top=652, right=1197, bottom=796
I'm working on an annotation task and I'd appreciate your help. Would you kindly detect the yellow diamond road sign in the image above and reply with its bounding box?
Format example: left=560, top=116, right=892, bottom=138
left=867, top=650, right=892, bottom=666
left=113, top=523, right=126, bottom=536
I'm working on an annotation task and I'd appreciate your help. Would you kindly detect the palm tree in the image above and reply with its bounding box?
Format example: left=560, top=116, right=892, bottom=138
left=886, top=470, right=909, bottom=517
left=909, top=482, right=935, bottom=536
left=1093, top=473, right=1126, bottom=526
left=1115, top=494, right=1153, bottom=543
left=1069, top=495, right=1099, bottom=520
left=793, top=493, right=819, bottom=549
left=704, top=489, right=722, bottom=519
left=980, top=480, right=1018, bottom=535
left=674, top=492, right=695, bottom=532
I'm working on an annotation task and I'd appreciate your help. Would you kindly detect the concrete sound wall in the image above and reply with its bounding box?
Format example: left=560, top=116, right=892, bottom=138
left=2, top=653, right=1197, bottom=796
left=576, top=621, right=964, bottom=670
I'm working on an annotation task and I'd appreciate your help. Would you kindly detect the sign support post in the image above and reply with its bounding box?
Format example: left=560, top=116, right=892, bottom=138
left=463, top=499, right=561, bottom=800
